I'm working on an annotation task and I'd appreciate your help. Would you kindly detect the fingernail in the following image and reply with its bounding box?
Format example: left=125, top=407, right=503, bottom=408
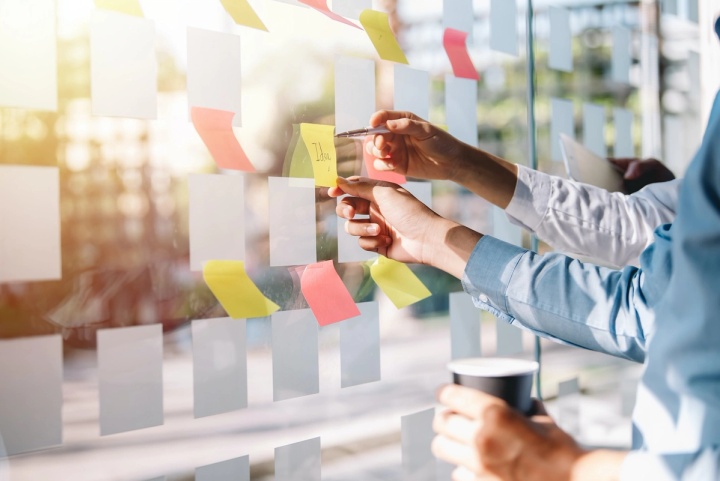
left=343, top=207, right=352, bottom=217
left=385, top=161, right=395, bottom=169
left=367, top=225, right=379, bottom=235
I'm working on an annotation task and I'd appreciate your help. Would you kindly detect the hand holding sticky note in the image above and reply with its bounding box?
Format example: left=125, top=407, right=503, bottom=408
left=369, top=256, right=431, bottom=308
left=203, top=260, right=280, bottom=318
left=300, top=123, right=338, bottom=187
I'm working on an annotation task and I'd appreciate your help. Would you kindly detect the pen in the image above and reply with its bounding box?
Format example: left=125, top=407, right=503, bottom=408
left=335, top=126, right=392, bottom=138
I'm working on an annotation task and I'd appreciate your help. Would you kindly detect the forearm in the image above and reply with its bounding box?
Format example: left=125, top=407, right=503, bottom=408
left=570, top=450, right=626, bottom=481
left=423, top=218, right=483, bottom=279
left=450, top=144, right=519, bottom=209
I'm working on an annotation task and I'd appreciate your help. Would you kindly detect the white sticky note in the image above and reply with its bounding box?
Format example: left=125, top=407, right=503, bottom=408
left=196, top=456, right=249, bottom=481
left=268, top=177, right=317, bottom=267
left=0, top=335, right=62, bottom=455
left=612, top=26, right=631, bottom=85
left=404, top=181, right=433, bottom=209
left=495, top=319, right=523, bottom=356
left=402, top=408, right=435, bottom=481
left=337, top=195, right=377, bottom=263
left=551, top=97, right=574, bottom=162
left=340, top=301, right=380, bottom=388
left=583, top=103, right=607, bottom=158
left=272, top=309, right=319, bottom=401
left=188, top=174, right=245, bottom=272
left=557, top=377, right=580, bottom=436
left=548, top=7, right=572, bottom=72
left=335, top=56, right=375, bottom=134
left=613, top=108, right=634, bottom=158
left=443, top=0, right=474, bottom=34
left=663, top=115, right=684, bottom=175
left=90, top=10, right=157, bottom=119
left=489, top=0, right=517, bottom=56
left=98, top=325, right=164, bottom=436
left=0, top=165, right=61, bottom=283
left=492, top=206, right=522, bottom=247
left=450, top=292, right=480, bottom=360
left=187, top=27, right=242, bottom=127
left=192, top=318, right=247, bottom=418
left=332, top=0, right=371, bottom=20
left=394, top=65, right=430, bottom=120
left=0, top=0, right=57, bottom=111
left=275, top=437, right=321, bottom=481
left=446, top=74, right=477, bottom=147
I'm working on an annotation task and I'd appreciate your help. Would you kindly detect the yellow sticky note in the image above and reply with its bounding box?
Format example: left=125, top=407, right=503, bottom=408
left=300, top=123, right=338, bottom=187
left=359, top=10, right=409, bottom=64
left=203, top=260, right=280, bottom=318
left=220, top=0, right=268, bottom=31
left=283, top=124, right=315, bottom=179
left=94, top=0, right=144, bottom=16
left=370, top=256, right=431, bottom=308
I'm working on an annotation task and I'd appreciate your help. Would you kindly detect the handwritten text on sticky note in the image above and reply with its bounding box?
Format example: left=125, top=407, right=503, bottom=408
left=300, top=123, right=338, bottom=187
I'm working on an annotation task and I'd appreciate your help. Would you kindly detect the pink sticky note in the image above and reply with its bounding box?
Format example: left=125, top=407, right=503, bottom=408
left=363, top=136, right=406, bottom=184
left=299, top=0, right=362, bottom=29
left=191, top=106, right=255, bottom=172
left=443, top=28, right=479, bottom=81
left=300, top=260, right=361, bottom=326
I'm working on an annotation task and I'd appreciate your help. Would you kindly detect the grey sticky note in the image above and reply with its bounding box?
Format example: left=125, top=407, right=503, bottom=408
left=196, top=455, right=249, bottom=481
left=272, top=309, right=319, bottom=402
left=0, top=335, right=62, bottom=455
left=0, top=0, right=57, bottom=111
left=663, top=115, right=683, bottom=175
left=0, top=165, right=61, bottom=283
left=450, top=292, right=481, bottom=360
left=192, top=318, right=247, bottom=418
left=335, top=56, right=376, bottom=134
left=490, top=0, right=518, bottom=56
left=557, top=377, right=580, bottom=437
left=436, top=460, right=455, bottom=481
left=551, top=98, right=574, bottom=162
left=583, top=103, right=607, bottom=158
left=394, top=65, right=430, bottom=120
left=268, top=177, right=317, bottom=267
left=688, top=51, right=701, bottom=113
left=446, top=74, right=477, bottom=147
left=340, top=302, right=381, bottom=388
left=332, top=0, right=371, bottom=20
left=492, top=206, right=522, bottom=247
left=613, top=108, right=634, bottom=158
left=98, top=325, right=164, bottom=436
left=548, top=7, right=572, bottom=72
left=275, top=437, right=321, bottom=481
left=443, top=0, right=474, bottom=34
left=404, top=181, right=433, bottom=209
left=495, top=319, right=523, bottom=356
left=611, top=26, right=631, bottom=85
left=687, top=0, right=698, bottom=23
left=402, top=408, right=436, bottom=481
left=662, top=0, right=677, bottom=15
left=620, top=378, right=638, bottom=417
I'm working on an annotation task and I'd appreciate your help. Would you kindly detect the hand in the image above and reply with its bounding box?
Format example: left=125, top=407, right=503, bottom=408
left=608, top=157, right=675, bottom=194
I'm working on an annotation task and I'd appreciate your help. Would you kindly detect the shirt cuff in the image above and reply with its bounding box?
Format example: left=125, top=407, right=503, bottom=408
left=504, top=164, right=553, bottom=232
left=461, top=235, right=527, bottom=323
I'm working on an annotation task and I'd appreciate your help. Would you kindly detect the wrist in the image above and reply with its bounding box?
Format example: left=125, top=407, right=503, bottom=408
left=569, top=449, right=627, bottom=481
left=422, top=217, right=482, bottom=279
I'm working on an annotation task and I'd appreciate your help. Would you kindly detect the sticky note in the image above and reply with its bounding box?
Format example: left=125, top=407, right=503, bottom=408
left=404, top=181, right=433, bottom=209
left=192, top=318, right=247, bottom=418
left=332, top=0, right=371, bottom=20
left=0, top=166, right=61, bottom=283
left=300, top=123, right=338, bottom=187
left=492, top=206, right=522, bottom=246
left=188, top=174, right=245, bottom=272
left=299, top=0, right=361, bottom=29
left=359, top=10, right=409, bottom=64
left=0, top=335, right=62, bottom=455
left=203, top=261, right=280, bottom=318
left=370, top=256, right=431, bottom=309
left=583, top=103, right=607, bottom=158
left=612, top=26, right=631, bottom=85
left=450, top=292, right=481, bottom=360
left=443, top=0, right=473, bottom=34
left=94, top=0, right=143, bottom=16
left=219, top=0, right=268, bottom=31
left=443, top=29, right=479, bottom=80
left=551, top=97, right=574, bottom=162
left=663, top=115, right=683, bottom=175
left=283, top=124, right=315, bottom=179
left=191, top=107, right=255, bottom=172
left=340, top=301, right=381, bottom=388
left=394, top=65, right=430, bottom=120
left=90, top=10, right=156, bottom=119
left=445, top=74, right=478, bottom=147
left=364, top=135, right=406, bottom=183
left=557, top=377, right=580, bottom=436
left=272, top=309, right=319, bottom=401
left=98, top=325, right=164, bottom=436
left=300, top=260, right=360, bottom=326
left=402, top=408, right=435, bottom=481
left=495, top=319, right=523, bottom=356
left=549, top=7, right=572, bottom=72
left=187, top=27, right=243, bottom=127
left=614, top=107, right=634, bottom=158
left=275, top=437, right=321, bottom=481
left=337, top=194, right=377, bottom=263
left=335, top=56, right=376, bottom=135
left=0, top=0, right=56, bottom=111
left=489, top=0, right=517, bottom=56
left=268, top=177, right=317, bottom=266
left=196, top=456, right=250, bottom=481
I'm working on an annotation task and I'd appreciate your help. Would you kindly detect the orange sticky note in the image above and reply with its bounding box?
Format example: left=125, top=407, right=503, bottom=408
left=369, top=256, right=431, bottom=308
left=299, top=0, right=361, bottom=29
left=300, top=261, right=361, bottom=326
left=443, top=28, right=479, bottom=80
left=363, top=135, right=406, bottom=184
left=300, top=123, right=338, bottom=187
left=191, top=107, right=255, bottom=172
left=94, top=0, right=144, bottom=16
left=203, top=260, right=280, bottom=318
left=219, top=0, right=268, bottom=31
left=359, top=10, right=408, bottom=64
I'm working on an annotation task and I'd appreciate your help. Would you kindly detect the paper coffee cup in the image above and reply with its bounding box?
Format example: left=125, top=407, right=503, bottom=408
left=447, top=358, right=539, bottom=415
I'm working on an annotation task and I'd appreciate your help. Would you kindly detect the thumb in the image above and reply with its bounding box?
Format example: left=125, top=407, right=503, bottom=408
left=624, top=161, right=642, bottom=180
left=335, top=177, right=387, bottom=202
left=386, top=118, right=434, bottom=140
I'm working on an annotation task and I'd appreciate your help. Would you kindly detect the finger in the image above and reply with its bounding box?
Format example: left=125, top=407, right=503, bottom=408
left=437, top=384, right=506, bottom=420
left=528, top=399, right=548, bottom=416
left=624, top=160, right=642, bottom=179
left=335, top=176, right=393, bottom=202
left=369, top=109, right=425, bottom=127
left=434, top=408, right=479, bottom=444
left=345, top=219, right=381, bottom=237
left=607, top=157, right=634, bottom=171
left=337, top=197, right=371, bottom=218
left=373, top=158, right=397, bottom=172
left=358, top=235, right=391, bottom=253
left=432, top=435, right=480, bottom=473
left=385, top=117, right=435, bottom=141
left=451, top=466, right=477, bottom=481
left=327, top=186, right=345, bottom=198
